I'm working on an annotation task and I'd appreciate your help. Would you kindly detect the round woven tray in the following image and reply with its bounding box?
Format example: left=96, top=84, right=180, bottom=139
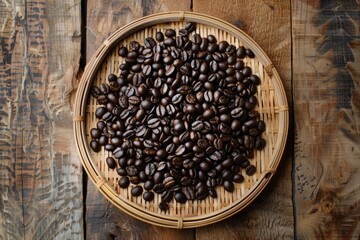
left=74, top=11, right=288, bottom=228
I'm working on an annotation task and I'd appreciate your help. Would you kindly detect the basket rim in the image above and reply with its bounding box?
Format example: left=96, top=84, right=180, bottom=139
left=73, top=11, right=289, bottom=228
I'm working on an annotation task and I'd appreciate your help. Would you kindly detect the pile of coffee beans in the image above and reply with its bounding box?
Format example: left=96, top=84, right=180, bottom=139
left=90, top=22, right=266, bottom=211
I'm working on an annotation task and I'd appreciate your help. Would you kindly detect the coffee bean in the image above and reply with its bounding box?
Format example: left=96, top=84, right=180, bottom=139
left=191, top=121, right=204, bottom=131
left=174, top=192, right=187, bottom=203
left=118, top=177, right=130, bottom=188
left=145, top=163, right=156, bottom=176
left=159, top=201, right=169, bottom=211
left=175, top=145, right=186, bottom=156
left=90, top=140, right=101, bottom=152
left=246, top=165, right=256, bottom=176
left=233, top=174, right=245, bottom=183
left=144, top=180, right=155, bottom=191
left=161, top=190, right=173, bottom=202
left=141, top=191, right=154, bottom=202
left=163, top=176, right=176, bottom=188
left=223, top=180, right=234, bottom=192
left=131, top=186, right=143, bottom=197
left=106, top=157, right=117, bottom=169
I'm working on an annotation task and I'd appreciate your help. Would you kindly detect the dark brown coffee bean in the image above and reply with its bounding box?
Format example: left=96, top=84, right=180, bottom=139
left=106, top=157, right=117, bottom=169
left=233, top=174, right=245, bottom=183
left=163, top=176, right=176, bottom=188
left=258, top=120, right=266, bottom=132
left=118, top=177, right=130, bottom=188
left=157, top=161, right=167, bottom=172
left=118, top=46, right=128, bottom=57
left=159, top=201, right=169, bottom=211
left=255, top=137, right=266, bottom=150
left=223, top=180, right=234, bottom=192
left=161, top=190, right=173, bottom=202
left=191, top=121, right=204, bottom=131
left=174, top=192, right=187, bottom=203
left=144, top=180, right=155, bottom=191
left=90, top=140, right=101, bottom=152
left=246, top=165, right=256, bottom=176
left=142, top=191, right=154, bottom=202
left=131, top=186, right=143, bottom=197
left=175, top=145, right=186, bottom=156
left=155, top=31, right=164, bottom=41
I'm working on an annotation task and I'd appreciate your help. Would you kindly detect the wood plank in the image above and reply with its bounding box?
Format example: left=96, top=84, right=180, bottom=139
left=0, top=0, right=83, bottom=239
left=85, top=1, right=195, bottom=239
left=192, top=0, right=294, bottom=239
left=293, top=0, right=360, bottom=238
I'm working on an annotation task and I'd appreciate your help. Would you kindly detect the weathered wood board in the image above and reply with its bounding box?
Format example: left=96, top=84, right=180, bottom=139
left=293, top=0, right=360, bottom=238
left=0, top=0, right=83, bottom=239
left=84, top=1, right=195, bottom=239
left=192, top=0, right=294, bottom=239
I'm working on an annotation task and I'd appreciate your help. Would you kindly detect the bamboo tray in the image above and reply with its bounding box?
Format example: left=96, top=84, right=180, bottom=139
left=73, top=11, right=288, bottom=228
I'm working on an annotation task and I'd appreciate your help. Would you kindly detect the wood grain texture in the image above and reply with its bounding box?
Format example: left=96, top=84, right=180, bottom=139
left=85, top=0, right=194, bottom=239
left=192, top=0, right=294, bottom=239
left=293, top=0, right=360, bottom=238
left=0, top=0, right=83, bottom=239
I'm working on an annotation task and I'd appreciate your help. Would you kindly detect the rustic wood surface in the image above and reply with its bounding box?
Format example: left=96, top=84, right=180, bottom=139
left=1, top=0, right=359, bottom=239
left=0, top=0, right=83, bottom=239
left=293, top=0, right=360, bottom=239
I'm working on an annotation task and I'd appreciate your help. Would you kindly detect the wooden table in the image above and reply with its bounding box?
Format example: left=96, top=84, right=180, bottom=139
left=1, top=0, right=359, bottom=239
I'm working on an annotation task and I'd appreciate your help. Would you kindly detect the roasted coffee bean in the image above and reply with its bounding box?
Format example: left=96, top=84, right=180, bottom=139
left=106, top=157, right=117, bottom=169
left=145, top=163, right=156, bottom=176
left=161, top=190, right=173, bottom=202
left=157, top=161, right=167, bottom=171
left=255, top=137, right=266, bottom=150
left=90, top=140, right=101, bottom=152
left=175, top=145, right=186, bottom=156
left=144, top=180, right=155, bottom=191
left=118, top=177, right=130, bottom=188
left=90, top=128, right=101, bottom=139
left=233, top=174, right=245, bottom=183
left=163, top=176, right=176, bottom=188
left=118, top=46, right=128, bottom=57
left=191, top=121, right=204, bottom=131
left=143, top=191, right=154, bottom=202
left=246, top=165, right=257, bottom=176
left=159, top=201, right=169, bottom=211
left=223, top=180, right=234, bottom=192
left=155, top=31, right=164, bottom=41
left=174, top=192, right=187, bottom=203
left=144, top=37, right=156, bottom=48
left=131, top=186, right=143, bottom=197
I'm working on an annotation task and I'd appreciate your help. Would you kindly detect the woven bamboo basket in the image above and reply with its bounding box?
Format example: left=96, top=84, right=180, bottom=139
left=73, top=11, right=288, bottom=228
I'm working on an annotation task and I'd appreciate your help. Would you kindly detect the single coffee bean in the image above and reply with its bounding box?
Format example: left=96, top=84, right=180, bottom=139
left=233, top=174, right=245, bottom=183
left=106, top=157, right=117, bottom=169
left=161, top=190, right=173, bottom=202
left=175, top=145, right=186, bottom=156
left=90, top=140, right=101, bottom=152
left=118, top=177, right=130, bottom=188
left=246, top=165, right=257, bottom=176
left=174, top=192, right=187, bottom=203
left=191, top=121, right=204, bottom=131
left=144, top=180, right=155, bottom=190
left=131, top=186, right=143, bottom=197
left=143, top=191, right=154, bottom=201
left=223, top=180, right=234, bottom=192
left=159, top=201, right=169, bottom=211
